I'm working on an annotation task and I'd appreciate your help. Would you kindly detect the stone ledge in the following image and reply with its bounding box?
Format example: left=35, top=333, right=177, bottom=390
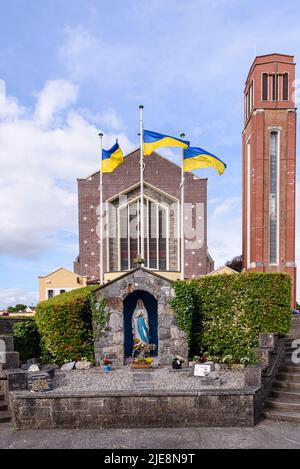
left=12, top=387, right=258, bottom=399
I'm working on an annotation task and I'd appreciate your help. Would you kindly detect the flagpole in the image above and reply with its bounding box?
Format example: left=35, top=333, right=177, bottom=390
left=139, top=105, right=145, bottom=262
left=99, top=133, right=104, bottom=285
left=180, top=133, right=185, bottom=280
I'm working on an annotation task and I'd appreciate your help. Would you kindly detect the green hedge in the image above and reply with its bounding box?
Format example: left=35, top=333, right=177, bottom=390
left=35, top=287, right=96, bottom=365
left=13, top=321, right=41, bottom=362
left=171, top=272, right=291, bottom=363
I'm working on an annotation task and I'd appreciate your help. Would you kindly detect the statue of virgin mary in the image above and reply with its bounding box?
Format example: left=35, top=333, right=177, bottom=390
left=132, top=299, right=150, bottom=345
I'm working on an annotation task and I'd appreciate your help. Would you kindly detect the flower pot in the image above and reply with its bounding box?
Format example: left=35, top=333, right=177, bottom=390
left=102, top=364, right=112, bottom=372
left=172, top=362, right=182, bottom=370
left=131, top=362, right=152, bottom=369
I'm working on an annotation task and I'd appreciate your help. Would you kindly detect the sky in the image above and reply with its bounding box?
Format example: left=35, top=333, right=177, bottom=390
left=0, top=0, right=299, bottom=308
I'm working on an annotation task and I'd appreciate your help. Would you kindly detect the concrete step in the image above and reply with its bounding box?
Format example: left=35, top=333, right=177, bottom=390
left=270, top=389, right=300, bottom=401
left=263, top=410, right=300, bottom=423
left=0, top=411, right=10, bottom=423
left=266, top=399, right=300, bottom=412
left=273, top=380, right=300, bottom=391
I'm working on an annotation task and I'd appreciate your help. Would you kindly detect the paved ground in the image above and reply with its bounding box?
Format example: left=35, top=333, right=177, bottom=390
left=1, top=420, right=300, bottom=449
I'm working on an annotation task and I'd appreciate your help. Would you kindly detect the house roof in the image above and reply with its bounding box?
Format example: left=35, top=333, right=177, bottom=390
left=38, top=267, right=86, bottom=279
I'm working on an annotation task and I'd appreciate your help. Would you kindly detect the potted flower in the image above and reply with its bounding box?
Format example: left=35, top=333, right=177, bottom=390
left=131, top=342, right=156, bottom=369
left=171, top=355, right=184, bottom=370
left=102, top=358, right=112, bottom=372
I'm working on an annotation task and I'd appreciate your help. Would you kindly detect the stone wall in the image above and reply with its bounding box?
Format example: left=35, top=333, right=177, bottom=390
left=0, top=317, right=34, bottom=335
left=10, top=388, right=259, bottom=429
left=94, top=269, right=188, bottom=367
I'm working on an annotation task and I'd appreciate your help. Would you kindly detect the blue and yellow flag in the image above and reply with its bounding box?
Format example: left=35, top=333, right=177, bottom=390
left=183, top=147, right=226, bottom=175
left=143, top=130, right=189, bottom=156
left=102, top=141, right=124, bottom=173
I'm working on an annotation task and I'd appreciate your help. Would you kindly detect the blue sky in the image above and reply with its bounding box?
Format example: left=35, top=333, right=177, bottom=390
left=0, top=0, right=299, bottom=307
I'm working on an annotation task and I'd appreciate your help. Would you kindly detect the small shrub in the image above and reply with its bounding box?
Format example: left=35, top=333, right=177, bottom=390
left=13, top=321, right=41, bottom=362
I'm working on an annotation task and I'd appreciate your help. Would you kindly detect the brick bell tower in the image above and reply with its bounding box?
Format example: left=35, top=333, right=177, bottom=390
left=242, top=53, right=297, bottom=306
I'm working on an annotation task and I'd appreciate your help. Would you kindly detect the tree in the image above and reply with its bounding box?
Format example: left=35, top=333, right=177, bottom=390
left=225, top=255, right=243, bottom=273
left=7, top=304, right=27, bottom=312
left=15, top=304, right=27, bottom=312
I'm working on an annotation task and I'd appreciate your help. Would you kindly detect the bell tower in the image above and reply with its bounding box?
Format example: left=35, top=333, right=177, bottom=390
left=242, top=53, right=297, bottom=306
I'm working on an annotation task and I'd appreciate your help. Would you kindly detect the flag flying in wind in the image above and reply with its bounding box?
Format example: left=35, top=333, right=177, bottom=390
left=102, top=141, right=124, bottom=173
left=143, top=129, right=190, bottom=156
left=183, top=147, right=226, bottom=175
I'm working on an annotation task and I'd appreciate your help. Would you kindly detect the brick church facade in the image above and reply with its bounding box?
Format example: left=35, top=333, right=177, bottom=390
left=242, top=53, right=297, bottom=306
left=74, top=150, right=214, bottom=282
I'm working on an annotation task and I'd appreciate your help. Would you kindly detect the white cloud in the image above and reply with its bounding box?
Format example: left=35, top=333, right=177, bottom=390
left=0, top=79, right=136, bottom=258
left=34, top=79, right=79, bottom=126
left=0, top=79, right=26, bottom=121
left=0, top=288, right=38, bottom=309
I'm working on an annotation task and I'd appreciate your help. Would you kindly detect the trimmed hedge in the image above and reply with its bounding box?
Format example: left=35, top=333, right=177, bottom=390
left=35, top=287, right=96, bottom=365
left=171, top=272, right=291, bottom=363
left=13, top=321, right=41, bottom=362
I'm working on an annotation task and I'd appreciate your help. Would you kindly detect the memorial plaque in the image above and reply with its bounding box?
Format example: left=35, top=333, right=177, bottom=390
left=194, top=364, right=213, bottom=377
left=28, top=372, right=53, bottom=392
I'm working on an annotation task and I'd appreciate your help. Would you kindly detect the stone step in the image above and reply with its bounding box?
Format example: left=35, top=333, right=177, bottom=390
left=266, top=399, right=300, bottom=412
left=270, top=389, right=300, bottom=401
left=276, top=373, right=300, bottom=383
left=263, top=410, right=300, bottom=423
left=279, top=365, right=300, bottom=373
left=273, top=380, right=300, bottom=391
left=0, top=402, right=8, bottom=411
left=0, top=411, right=10, bottom=423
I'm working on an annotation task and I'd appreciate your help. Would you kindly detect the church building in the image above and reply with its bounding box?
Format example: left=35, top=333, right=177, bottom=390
left=74, top=149, right=214, bottom=283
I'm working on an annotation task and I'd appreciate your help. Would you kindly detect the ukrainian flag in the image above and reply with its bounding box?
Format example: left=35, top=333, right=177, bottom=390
left=102, top=141, right=124, bottom=173
left=143, top=130, right=190, bottom=156
left=183, top=147, right=226, bottom=175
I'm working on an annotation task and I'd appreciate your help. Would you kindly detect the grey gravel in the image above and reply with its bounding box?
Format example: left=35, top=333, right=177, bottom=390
left=49, top=367, right=245, bottom=393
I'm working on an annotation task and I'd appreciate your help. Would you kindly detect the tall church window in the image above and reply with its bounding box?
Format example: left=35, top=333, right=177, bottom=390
left=118, top=196, right=169, bottom=271
left=269, top=131, right=279, bottom=265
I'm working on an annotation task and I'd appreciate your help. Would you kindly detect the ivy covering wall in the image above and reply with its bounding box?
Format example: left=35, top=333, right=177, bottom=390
left=171, top=272, right=291, bottom=363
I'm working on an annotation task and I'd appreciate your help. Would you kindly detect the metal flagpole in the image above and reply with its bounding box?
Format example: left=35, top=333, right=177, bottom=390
left=139, top=105, right=145, bottom=261
left=180, top=133, right=185, bottom=280
left=99, top=133, right=104, bottom=285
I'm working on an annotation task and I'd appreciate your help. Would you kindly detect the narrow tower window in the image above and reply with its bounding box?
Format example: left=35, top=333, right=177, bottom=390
left=272, top=74, right=278, bottom=101
left=283, top=73, right=289, bottom=100
left=262, top=73, right=268, bottom=101
left=269, top=131, right=279, bottom=264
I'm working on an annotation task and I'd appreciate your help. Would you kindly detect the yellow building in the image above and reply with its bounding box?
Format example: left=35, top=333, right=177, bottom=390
left=38, top=268, right=88, bottom=302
